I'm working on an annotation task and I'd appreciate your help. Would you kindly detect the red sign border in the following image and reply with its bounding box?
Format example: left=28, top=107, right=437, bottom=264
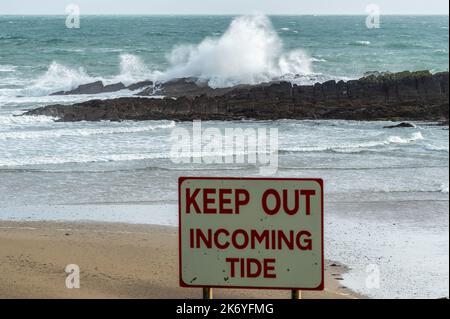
left=178, top=177, right=325, bottom=291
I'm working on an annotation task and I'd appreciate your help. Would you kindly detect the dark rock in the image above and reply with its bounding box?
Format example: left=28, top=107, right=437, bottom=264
left=50, top=81, right=125, bottom=95
left=72, top=81, right=104, bottom=94
left=127, top=80, right=153, bottom=91
left=103, top=82, right=126, bottom=93
left=137, top=78, right=240, bottom=98
left=383, top=122, right=416, bottom=129
left=27, top=71, right=449, bottom=123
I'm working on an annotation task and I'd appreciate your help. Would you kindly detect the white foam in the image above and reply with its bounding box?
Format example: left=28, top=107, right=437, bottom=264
left=311, top=57, right=328, bottom=62
left=0, top=121, right=175, bottom=140
left=21, top=62, right=97, bottom=97
left=0, top=114, right=57, bottom=126
left=425, top=144, right=449, bottom=152
left=12, top=54, right=156, bottom=98
left=388, top=132, right=424, bottom=144
left=0, top=153, right=168, bottom=167
left=326, top=205, right=449, bottom=299
left=112, top=54, right=155, bottom=85
left=283, top=132, right=425, bottom=153
left=0, top=65, right=17, bottom=73
left=159, top=14, right=313, bottom=88
left=352, top=40, right=371, bottom=46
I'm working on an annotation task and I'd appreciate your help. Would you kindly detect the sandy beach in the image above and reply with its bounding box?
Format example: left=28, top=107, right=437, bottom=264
left=0, top=221, right=358, bottom=299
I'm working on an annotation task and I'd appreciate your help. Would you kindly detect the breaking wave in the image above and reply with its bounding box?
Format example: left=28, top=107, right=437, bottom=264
left=158, top=14, right=313, bottom=88
left=5, top=15, right=330, bottom=97
left=21, top=62, right=96, bottom=97
left=281, top=132, right=425, bottom=153
left=15, top=54, right=153, bottom=97
left=0, top=65, right=17, bottom=73
left=0, top=121, right=176, bottom=140
left=350, top=40, right=371, bottom=46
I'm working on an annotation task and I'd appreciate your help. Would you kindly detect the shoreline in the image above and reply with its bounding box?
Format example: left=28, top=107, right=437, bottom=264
left=0, top=220, right=362, bottom=299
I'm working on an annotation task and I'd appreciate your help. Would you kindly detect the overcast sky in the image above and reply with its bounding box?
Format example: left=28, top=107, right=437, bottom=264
left=1, top=0, right=449, bottom=15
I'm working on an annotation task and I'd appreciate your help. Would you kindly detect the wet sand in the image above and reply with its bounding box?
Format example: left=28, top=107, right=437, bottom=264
left=0, top=221, right=358, bottom=299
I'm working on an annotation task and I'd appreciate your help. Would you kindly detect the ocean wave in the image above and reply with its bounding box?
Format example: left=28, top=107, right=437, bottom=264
left=0, top=65, right=17, bottom=73
left=280, top=132, right=425, bottom=154
left=0, top=151, right=257, bottom=167
left=433, top=49, right=448, bottom=56
left=387, top=132, right=424, bottom=144
left=21, top=62, right=97, bottom=97
left=0, top=114, right=57, bottom=126
left=158, top=14, right=313, bottom=88
left=0, top=35, right=26, bottom=40
left=4, top=15, right=343, bottom=96
left=0, top=153, right=171, bottom=167
left=350, top=41, right=371, bottom=46
left=42, top=38, right=68, bottom=45
left=383, top=42, right=433, bottom=49
left=48, top=48, right=86, bottom=54
left=331, top=187, right=450, bottom=195
left=0, top=121, right=176, bottom=140
left=16, top=54, right=155, bottom=97
left=425, top=144, right=449, bottom=152
left=311, top=57, right=327, bottom=63
left=277, top=164, right=447, bottom=171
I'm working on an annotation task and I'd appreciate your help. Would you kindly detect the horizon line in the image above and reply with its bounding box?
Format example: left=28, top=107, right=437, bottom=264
left=0, top=13, right=449, bottom=16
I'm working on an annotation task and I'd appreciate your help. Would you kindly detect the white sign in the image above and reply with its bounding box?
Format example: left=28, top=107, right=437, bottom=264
left=179, top=177, right=324, bottom=290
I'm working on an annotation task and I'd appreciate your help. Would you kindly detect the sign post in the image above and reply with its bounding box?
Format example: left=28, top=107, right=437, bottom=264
left=179, top=177, right=324, bottom=297
left=291, top=289, right=302, bottom=299
left=203, top=287, right=213, bottom=299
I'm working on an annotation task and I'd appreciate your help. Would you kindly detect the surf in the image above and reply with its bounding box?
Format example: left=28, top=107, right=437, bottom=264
left=159, top=14, right=313, bottom=88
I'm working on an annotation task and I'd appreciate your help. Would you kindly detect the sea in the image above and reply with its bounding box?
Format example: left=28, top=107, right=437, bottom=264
left=0, top=15, right=448, bottom=299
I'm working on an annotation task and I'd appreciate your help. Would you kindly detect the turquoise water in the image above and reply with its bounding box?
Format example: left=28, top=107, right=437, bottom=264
left=0, top=15, right=448, bottom=93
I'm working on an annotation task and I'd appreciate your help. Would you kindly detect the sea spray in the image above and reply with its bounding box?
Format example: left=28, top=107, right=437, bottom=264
left=115, top=54, right=155, bottom=85
left=159, top=14, right=313, bottom=88
left=17, top=54, right=155, bottom=97
left=23, top=61, right=96, bottom=97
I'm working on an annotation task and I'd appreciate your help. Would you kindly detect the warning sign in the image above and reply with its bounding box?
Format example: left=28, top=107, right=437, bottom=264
left=179, top=177, right=324, bottom=290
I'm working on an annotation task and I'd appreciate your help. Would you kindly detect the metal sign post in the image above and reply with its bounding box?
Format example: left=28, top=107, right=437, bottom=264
left=291, top=289, right=302, bottom=299
left=203, top=287, right=213, bottom=299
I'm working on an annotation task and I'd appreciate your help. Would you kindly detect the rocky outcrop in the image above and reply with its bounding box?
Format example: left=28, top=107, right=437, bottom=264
left=383, top=122, right=416, bottom=129
left=136, top=78, right=244, bottom=97
left=127, top=80, right=153, bottom=91
left=27, top=71, right=449, bottom=122
left=51, top=81, right=127, bottom=95
left=50, top=80, right=154, bottom=95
